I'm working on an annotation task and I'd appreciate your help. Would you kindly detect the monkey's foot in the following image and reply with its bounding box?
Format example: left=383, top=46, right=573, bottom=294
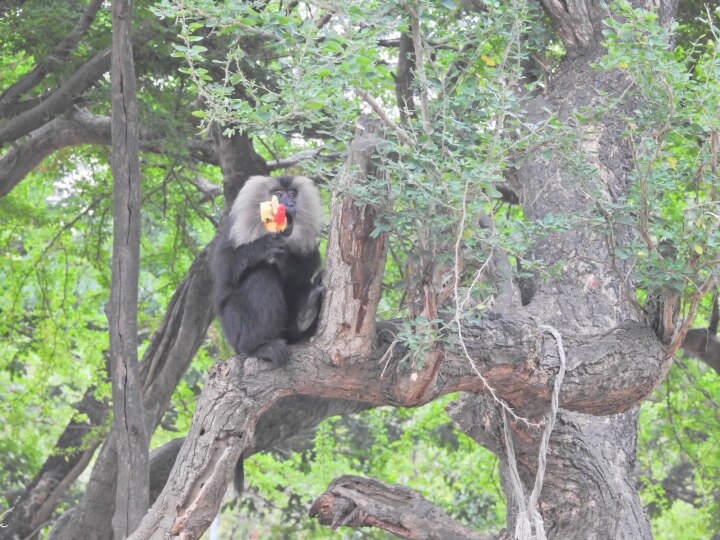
left=252, top=339, right=290, bottom=366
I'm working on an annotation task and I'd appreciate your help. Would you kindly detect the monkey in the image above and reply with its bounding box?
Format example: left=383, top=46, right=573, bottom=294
left=211, top=175, right=324, bottom=366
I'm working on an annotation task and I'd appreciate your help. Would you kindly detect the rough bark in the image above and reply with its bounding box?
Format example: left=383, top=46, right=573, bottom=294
left=124, top=100, right=673, bottom=538
left=126, top=117, right=390, bottom=539
left=310, top=475, right=490, bottom=540
left=6, top=1, right=692, bottom=539
left=315, top=119, right=389, bottom=360
left=434, top=1, right=678, bottom=537
left=108, top=0, right=149, bottom=535
left=46, top=108, right=280, bottom=540
left=450, top=396, right=648, bottom=540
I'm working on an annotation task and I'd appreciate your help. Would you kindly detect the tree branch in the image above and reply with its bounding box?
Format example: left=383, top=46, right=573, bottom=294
left=108, top=0, right=148, bottom=533
left=126, top=112, right=669, bottom=538
left=355, top=89, right=415, bottom=147
left=0, top=0, right=104, bottom=116
left=309, top=475, right=490, bottom=540
left=128, top=313, right=665, bottom=539
left=0, top=47, right=112, bottom=145
left=0, top=108, right=218, bottom=197
left=0, top=23, right=155, bottom=147
left=680, top=329, right=720, bottom=376
left=266, top=147, right=341, bottom=171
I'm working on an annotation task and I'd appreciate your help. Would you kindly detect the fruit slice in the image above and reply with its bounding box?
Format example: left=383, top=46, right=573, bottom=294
left=260, top=195, right=287, bottom=233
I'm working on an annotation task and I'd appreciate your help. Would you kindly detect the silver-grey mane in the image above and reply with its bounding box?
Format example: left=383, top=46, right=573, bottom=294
left=228, top=175, right=322, bottom=254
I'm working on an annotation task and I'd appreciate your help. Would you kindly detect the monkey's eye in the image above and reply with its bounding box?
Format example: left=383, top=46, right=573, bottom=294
left=287, top=190, right=297, bottom=199
left=273, top=190, right=284, bottom=198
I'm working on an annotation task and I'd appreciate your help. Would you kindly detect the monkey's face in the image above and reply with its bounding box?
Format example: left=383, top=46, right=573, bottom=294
left=270, top=187, right=299, bottom=236
left=229, top=175, right=321, bottom=253
left=270, top=187, right=298, bottom=237
left=271, top=187, right=297, bottom=220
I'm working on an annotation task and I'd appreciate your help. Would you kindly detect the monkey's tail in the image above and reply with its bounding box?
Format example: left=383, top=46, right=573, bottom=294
left=234, top=458, right=244, bottom=496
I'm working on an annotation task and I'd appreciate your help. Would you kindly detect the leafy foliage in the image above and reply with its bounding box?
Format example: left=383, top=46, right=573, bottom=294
left=1, top=0, right=719, bottom=538
left=599, top=1, right=719, bottom=308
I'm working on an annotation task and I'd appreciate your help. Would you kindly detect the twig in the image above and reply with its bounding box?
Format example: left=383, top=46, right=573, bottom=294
left=403, top=1, right=431, bottom=134
left=355, top=88, right=416, bottom=147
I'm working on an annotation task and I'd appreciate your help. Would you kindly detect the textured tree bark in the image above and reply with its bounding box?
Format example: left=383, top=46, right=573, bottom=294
left=310, top=476, right=490, bottom=540
left=6, top=1, right=692, bottom=538
left=127, top=117, right=391, bottom=539
left=46, top=79, right=264, bottom=540
left=45, top=245, right=214, bottom=540
left=108, top=0, right=149, bottom=536
left=126, top=96, right=673, bottom=537
left=438, top=1, right=679, bottom=538
left=315, top=118, right=389, bottom=360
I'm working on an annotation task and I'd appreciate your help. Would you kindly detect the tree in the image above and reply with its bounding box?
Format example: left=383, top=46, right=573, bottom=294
left=1, top=0, right=719, bottom=539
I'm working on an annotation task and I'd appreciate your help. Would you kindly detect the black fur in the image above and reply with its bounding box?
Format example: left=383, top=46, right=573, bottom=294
left=211, top=176, right=323, bottom=366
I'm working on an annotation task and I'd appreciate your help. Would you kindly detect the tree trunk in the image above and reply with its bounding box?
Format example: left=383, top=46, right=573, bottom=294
left=446, top=1, right=678, bottom=537
left=108, top=0, right=149, bottom=536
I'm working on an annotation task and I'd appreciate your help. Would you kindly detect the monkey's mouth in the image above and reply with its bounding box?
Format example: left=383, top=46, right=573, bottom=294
left=281, top=214, right=294, bottom=237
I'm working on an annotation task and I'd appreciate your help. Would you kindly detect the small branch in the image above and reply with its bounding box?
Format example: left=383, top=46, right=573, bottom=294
left=310, top=475, right=491, bottom=540
left=188, top=176, right=222, bottom=200
left=403, top=2, right=431, bottom=134
left=665, top=275, right=717, bottom=361
left=355, top=88, right=415, bottom=147
left=265, top=147, right=341, bottom=171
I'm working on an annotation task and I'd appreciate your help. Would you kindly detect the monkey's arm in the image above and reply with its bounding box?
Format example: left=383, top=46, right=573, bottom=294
left=211, top=232, right=286, bottom=312
left=218, top=235, right=286, bottom=284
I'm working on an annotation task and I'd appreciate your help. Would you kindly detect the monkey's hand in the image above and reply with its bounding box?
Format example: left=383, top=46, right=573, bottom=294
left=264, top=235, right=288, bottom=265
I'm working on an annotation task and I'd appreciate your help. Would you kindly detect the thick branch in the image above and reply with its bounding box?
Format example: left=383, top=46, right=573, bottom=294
left=0, top=47, right=111, bottom=146
left=449, top=394, right=650, bottom=539
left=310, top=475, right=490, bottom=540
left=539, top=0, right=596, bottom=50
left=0, top=23, right=154, bottom=147
left=0, top=108, right=217, bottom=197
left=0, top=0, right=104, bottom=116
left=680, top=328, right=720, bottom=376
left=127, top=312, right=665, bottom=539
left=316, top=118, right=389, bottom=359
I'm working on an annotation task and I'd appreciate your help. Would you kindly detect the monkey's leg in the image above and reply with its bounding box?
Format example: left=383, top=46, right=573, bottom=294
left=251, top=339, right=290, bottom=366
left=222, top=269, right=290, bottom=365
left=290, top=280, right=324, bottom=338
